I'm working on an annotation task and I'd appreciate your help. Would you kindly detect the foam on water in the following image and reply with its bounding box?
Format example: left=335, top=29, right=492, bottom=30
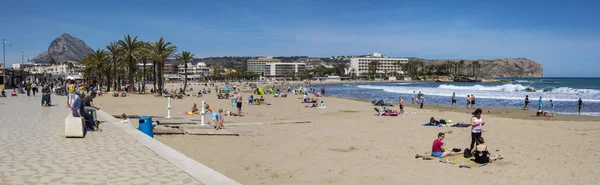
left=357, top=84, right=600, bottom=102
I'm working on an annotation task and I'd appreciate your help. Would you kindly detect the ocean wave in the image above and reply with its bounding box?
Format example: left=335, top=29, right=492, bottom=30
left=438, top=84, right=533, bottom=92
left=544, top=87, right=600, bottom=94
left=356, top=84, right=600, bottom=102
left=396, top=83, right=412, bottom=85
left=437, top=84, right=600, bottom=94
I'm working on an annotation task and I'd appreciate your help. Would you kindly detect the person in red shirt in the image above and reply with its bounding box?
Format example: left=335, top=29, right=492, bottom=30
left=432, top=133, right=461, bottom=158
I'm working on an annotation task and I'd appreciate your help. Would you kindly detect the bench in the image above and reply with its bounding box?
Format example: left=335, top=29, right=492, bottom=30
left=65, top=113, right=86, bottom=138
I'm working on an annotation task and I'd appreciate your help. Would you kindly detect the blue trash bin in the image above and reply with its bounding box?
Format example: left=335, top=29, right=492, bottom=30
left=138, top=116, right=154, bottom=138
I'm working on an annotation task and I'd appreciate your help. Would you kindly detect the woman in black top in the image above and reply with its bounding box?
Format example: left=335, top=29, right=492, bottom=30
left=473, top=137, right=501, bottom=164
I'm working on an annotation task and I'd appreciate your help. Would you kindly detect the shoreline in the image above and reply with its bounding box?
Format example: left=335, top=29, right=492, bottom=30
left=260, top=81, right=599, bottom=122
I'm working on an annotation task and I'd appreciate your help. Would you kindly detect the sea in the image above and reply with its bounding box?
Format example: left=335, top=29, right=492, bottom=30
left=309, top=78, right=600, bottom=116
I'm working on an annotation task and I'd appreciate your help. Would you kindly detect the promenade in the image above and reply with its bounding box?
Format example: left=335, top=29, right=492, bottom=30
left=0, top=95, right=211, bottom=184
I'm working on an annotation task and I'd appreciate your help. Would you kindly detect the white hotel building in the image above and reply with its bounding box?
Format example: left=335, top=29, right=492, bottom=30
left=349, top=53, right=408, bottom=76
left=263, top=63, right=306, bottom=77
left=178, top=62, right=210, bottom=78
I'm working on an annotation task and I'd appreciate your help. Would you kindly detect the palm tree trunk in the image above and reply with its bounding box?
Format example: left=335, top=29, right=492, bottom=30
left=153, top=61, right=157, bottom=90
left=158, top=61, right=164, bottom=96
left=183, top=65, right=188, bottom=93
left=128, top=57, right=135, bottom=93
left=142, top=58, right=146, bottom=92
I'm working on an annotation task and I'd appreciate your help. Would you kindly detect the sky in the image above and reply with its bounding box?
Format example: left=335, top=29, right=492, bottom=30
left=1, top=0, right=599, bottom=77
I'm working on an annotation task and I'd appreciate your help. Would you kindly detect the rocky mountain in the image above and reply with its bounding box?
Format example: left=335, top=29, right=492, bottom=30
left=30, top=33, right=93, bottom=64
left=421, top=58, right=543, bottom=78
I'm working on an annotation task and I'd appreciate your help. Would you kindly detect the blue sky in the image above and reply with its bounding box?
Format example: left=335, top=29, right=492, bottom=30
left=1, top=0, right=599, bottom=77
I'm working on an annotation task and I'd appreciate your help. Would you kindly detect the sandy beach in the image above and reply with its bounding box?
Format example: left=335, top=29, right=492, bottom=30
left=95, top=82, right=600, bottom=185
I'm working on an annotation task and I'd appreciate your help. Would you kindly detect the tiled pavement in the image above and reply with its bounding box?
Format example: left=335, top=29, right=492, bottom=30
left=0, top=95, right=202, bottom=185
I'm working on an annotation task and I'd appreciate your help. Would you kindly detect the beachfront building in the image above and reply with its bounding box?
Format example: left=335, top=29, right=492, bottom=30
left=178, top=62, right=210, bottom=78
left=263, top=63, right=306, bottom=78
left=246, top=56, right=281, bottom=75
left=349, top=53, right=408, bottom=76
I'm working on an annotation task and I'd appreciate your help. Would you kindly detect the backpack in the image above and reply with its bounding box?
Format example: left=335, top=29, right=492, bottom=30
left=463, top=148, right=472, bottom=158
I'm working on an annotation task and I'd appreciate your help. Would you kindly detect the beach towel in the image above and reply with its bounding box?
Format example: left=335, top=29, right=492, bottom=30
left=450, top=123, right=471, bottom=127
left=459, top=161, right=487, bottom=168
left=423, top=123, right=444, bottom=127
left=179, top=111, right=196, bottom=115
left=439, top=155, right=472, bottom=164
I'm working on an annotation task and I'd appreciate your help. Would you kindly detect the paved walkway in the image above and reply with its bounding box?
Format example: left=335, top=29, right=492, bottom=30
left=0, top=95, right=203, bottom=184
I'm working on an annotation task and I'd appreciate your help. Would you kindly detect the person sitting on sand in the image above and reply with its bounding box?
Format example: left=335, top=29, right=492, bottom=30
left=319, top=101, right=326, bottom=108
left=1, top=89, right=6, bottom=97
left=197, top=91, right=202, bottom=98
left=192, top=103, right=199, bottom=114
left=120, top=90, right=127, bottom=97
left=11, top=89, right=17, bottom=96
left=431, top=133, right=461, bottom=158
left=248, top=95, right=254, bottom=105
left=472, top=137, right=502, bottom=164
left=120, top=113, right=131, bottom=125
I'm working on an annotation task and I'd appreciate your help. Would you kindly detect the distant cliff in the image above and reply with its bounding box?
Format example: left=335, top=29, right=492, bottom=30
left=30, top=33, right=93, bottom=64
left=422, top=58, right=543, bottom=78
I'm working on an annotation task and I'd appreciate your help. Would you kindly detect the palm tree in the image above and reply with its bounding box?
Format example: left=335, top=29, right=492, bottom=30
left=175, top=51, right=195, bottom=93
left=138, top=42, right=151, bottom=92
left=82, top=49, right=109, bottom=86
left=149, top=37, right=177, bottom=96
left=106, top=42, right=122, bottom=92
left=118, top=35, right=144, bottom=93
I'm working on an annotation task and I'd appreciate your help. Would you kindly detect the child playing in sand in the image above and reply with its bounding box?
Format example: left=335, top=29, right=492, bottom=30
left=120, top=113, right=131, bottom=124
left=218, top=109, right=225, bottom=129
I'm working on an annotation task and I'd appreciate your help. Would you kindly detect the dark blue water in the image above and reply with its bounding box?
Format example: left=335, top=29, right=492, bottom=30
left=309, top=78, right=600, bottom=116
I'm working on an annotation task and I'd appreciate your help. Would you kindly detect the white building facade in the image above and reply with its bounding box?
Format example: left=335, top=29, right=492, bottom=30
left=349, top=53, right=408, bottom=76
left=263, top=63, right=306, bottom=77
left=247, top=56, right=281, bottom=75
left=178, top=62, right=209, bottom=78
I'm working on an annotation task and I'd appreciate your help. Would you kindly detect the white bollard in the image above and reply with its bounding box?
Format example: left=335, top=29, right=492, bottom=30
left=200, top=101, right=206, bottom=126
left=166, top=97, right=172, bottom=118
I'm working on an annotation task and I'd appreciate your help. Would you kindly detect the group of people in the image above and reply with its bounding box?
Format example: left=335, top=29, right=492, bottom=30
left=411, top=91, right=425, bottom=109
left=426, top=108, right=501, bottom=164
left=524, top=95, right=585, bottom=116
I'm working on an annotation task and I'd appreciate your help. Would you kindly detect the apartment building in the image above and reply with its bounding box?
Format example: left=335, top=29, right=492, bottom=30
left=349, top=53, right=408, bottom=76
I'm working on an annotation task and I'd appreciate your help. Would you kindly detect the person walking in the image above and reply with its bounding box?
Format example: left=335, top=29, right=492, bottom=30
left=538, top=96, right=543, bottom=110
left=550, top=100, right=555, bottom=116
left=32, top=82, right=38, bottom=96
left=578, top=98, right=583, bottom=115
left=466, top=95, right=471, bottom=112
left=471, top=94, right=476, bottom=109
left=236, top=92, right=243, bottom=117
left=523, top=95, right=529, bottom=110
left=451, top=92, right=456, bottom=106
left=25, top=80, right=32, bottom=96
left=411, top=91, right=416, bottom=104
left=399, top=96, right=404, bottom=113
left=470, top=108, right=485, bottom=150
left=419, top=94, right=425, bottom=109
